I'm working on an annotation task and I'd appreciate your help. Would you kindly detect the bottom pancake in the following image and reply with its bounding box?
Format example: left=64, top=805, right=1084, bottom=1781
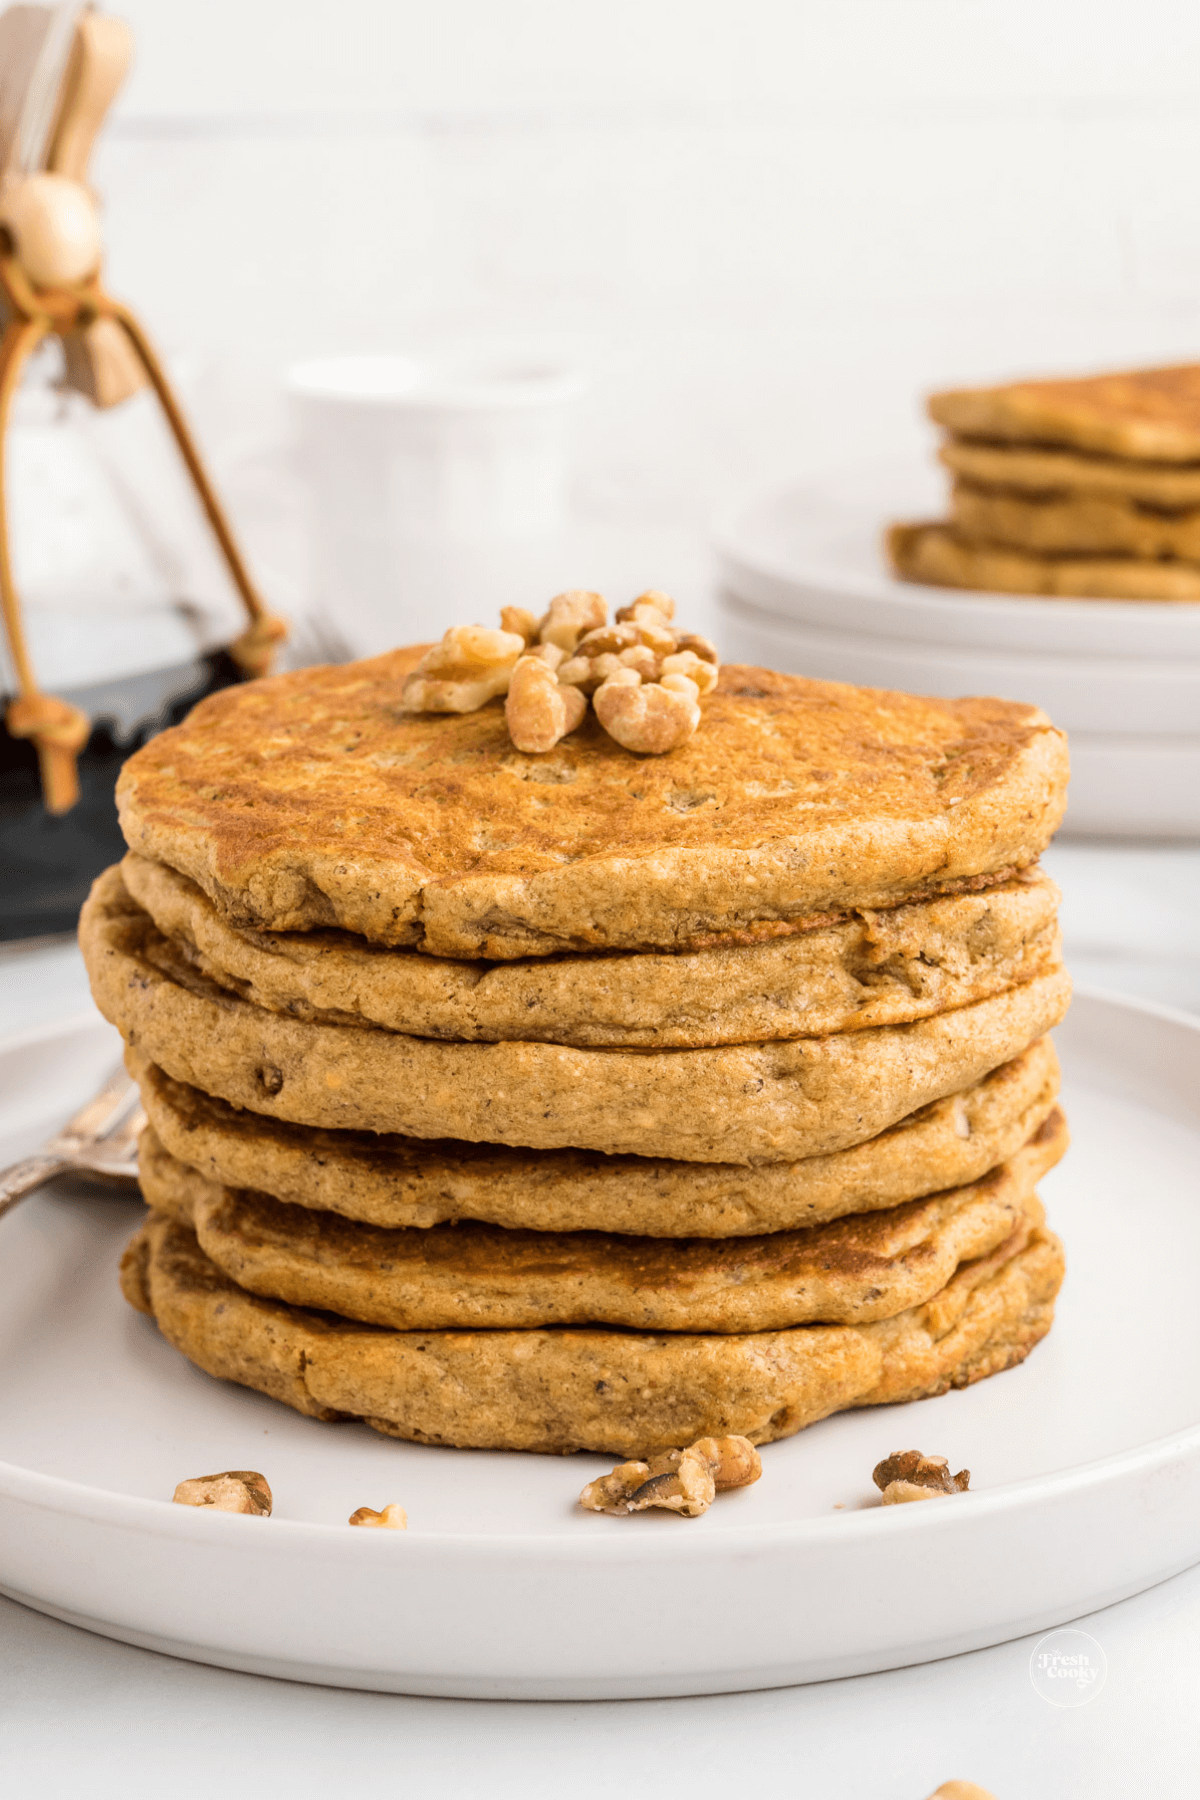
left=120, top=1211, right=1065, bottom=1456
left=887, top=519, right=1200, bottom=602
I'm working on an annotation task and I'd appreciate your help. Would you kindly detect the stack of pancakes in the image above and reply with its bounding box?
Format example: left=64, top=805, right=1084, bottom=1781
left=888, top=363, right=1200, bottom=601
left=80, top=650, right=1072, bottom=1457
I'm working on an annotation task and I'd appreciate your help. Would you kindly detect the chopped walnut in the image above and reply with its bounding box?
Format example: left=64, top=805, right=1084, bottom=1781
left=558, top=649, right=624, bottom=692
left=594, top=674, right=701, bottom=754
left=661, top=649, right=718, bottom=695
left=660, top=672, right=700, bottom=702
left=505, top=654, right=588, bottom=752
left=616, top=589, right=676, bottom=624
left=703, top=1435, right=763, bottom=1490
left=573, top=621, right=645, bottom=659
left=577, top=615, right=681, bottom=661
left=349, top=1503, right=408, bottom=1529
left=624, top=1446, right=717, bottom=1517
left=582, top=1448, right=715, bottom=1518
left=172, top=1470, right=273, bottom=1516
left=873, top=1450, right=970, bottom=1505
left=500, top=605, right=539, bottom=645
left=580, top=1435, right=761, bottom=1519
left=631, top=618, right=678, bottom=656
left=618, top=643, right=661, bottom=682
left=580, top=1459, right=654, bottom=1514
left=538, top=589, right=608, bottom=653
left=523, top=640, right=567, bottom=669
left=400, top=625, right=525, bottom=712
left=398, top=589, right=719, bottom=756
left=561, top=611, right=721, bottom=744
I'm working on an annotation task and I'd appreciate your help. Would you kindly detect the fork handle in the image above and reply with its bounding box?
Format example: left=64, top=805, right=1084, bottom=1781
left=0, top=1154, right=69, bottom=1221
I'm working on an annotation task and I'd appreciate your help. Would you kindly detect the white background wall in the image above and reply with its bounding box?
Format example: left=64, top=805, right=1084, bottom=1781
left=89, top=0, right=1200, bottom=619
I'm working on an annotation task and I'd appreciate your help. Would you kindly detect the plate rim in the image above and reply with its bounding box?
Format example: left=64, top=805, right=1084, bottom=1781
left=717, top=585, right=1200, bottom=683
left=713, top=477, right=1200, bottom=637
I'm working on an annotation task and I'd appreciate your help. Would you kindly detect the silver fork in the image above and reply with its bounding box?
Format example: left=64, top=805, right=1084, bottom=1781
left=0, top=1065, right=145, bottom=1223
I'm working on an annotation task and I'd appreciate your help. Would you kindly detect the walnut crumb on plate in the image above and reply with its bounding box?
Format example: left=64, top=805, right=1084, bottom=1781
left=873, top=1450, right=970, bottom=1505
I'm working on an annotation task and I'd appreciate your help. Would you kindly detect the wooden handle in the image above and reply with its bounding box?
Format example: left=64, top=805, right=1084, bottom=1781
left=62, top=313, right=145, bottom=407
left=50, top=12, right=145, bottom=404
left=0, top=6, right=60, bottom=181
left=46, top=14, right=133, bottom=184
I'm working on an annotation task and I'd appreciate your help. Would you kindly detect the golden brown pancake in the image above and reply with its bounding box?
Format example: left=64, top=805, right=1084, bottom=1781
left=121, top=850, right=1062, bottom=1050
left=952, top=482, right=1200, bottom=560
left=929, top=364, right=1200, bottom=462
left=120, top=1209, right=1065, bottom=1455
left=114, top=653, right=1068, bottom=957
left=887, top=521, right=1200, bottom=601
left=940, top=438, right=1200, bottom=508
left=129, top=1036, right=1061, bottom=1238
left=82, top=866, right=1070, bottom=1163
left=136, top=1107, right=1065, bottom=1332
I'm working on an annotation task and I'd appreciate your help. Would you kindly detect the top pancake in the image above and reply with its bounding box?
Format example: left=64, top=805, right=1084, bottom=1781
left=116, top=651, right=1068, bottom=957
left=929, top=364, right=1200, bottom=464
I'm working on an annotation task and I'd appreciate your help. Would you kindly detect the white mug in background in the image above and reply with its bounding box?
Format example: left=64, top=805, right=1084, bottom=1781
left=287, top=354, right=585, bottom=656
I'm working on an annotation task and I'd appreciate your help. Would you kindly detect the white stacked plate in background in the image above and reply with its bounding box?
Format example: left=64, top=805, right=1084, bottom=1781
left=714, top=463, right=1200, bottom=839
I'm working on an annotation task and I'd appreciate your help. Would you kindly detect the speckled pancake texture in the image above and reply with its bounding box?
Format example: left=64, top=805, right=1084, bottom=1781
left=83, top=866, right=1070, bottom=1163
left=128, top=1036, right=1060, bottom=1237
left=121, top=1210, right=1065, bottom=1455
left=115, top=652, right=1068, bottom=957
left=121, top=850, right=1063, bottom=1049
left=137, top=1106, right=1065, bottom=1332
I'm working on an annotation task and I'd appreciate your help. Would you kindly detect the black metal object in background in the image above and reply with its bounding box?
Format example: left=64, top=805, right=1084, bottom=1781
left=0, top=647, right=243, bottom=941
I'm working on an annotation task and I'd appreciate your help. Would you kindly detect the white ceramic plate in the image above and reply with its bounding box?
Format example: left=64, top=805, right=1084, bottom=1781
left=2, top=994, right=1200, bottom=1699
left=718, top=592, right=1200, bottom=840
left=717, top=585, right=1200, bottom=737
left=714, top=467, right=1200, bottom=661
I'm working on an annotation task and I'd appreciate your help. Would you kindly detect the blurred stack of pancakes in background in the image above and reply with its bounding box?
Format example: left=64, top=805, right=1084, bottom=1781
left=80, top=642, right=1072, bottom=1457
left=888, top=363, right=1200, bottom=601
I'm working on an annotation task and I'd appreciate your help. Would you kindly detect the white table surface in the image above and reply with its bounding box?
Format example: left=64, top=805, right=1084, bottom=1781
left=2, top=839, right=1198, bottom=1799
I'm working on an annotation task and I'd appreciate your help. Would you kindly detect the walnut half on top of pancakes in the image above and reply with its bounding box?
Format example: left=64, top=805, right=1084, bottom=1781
left=399, top=590, right=720, bottom=755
